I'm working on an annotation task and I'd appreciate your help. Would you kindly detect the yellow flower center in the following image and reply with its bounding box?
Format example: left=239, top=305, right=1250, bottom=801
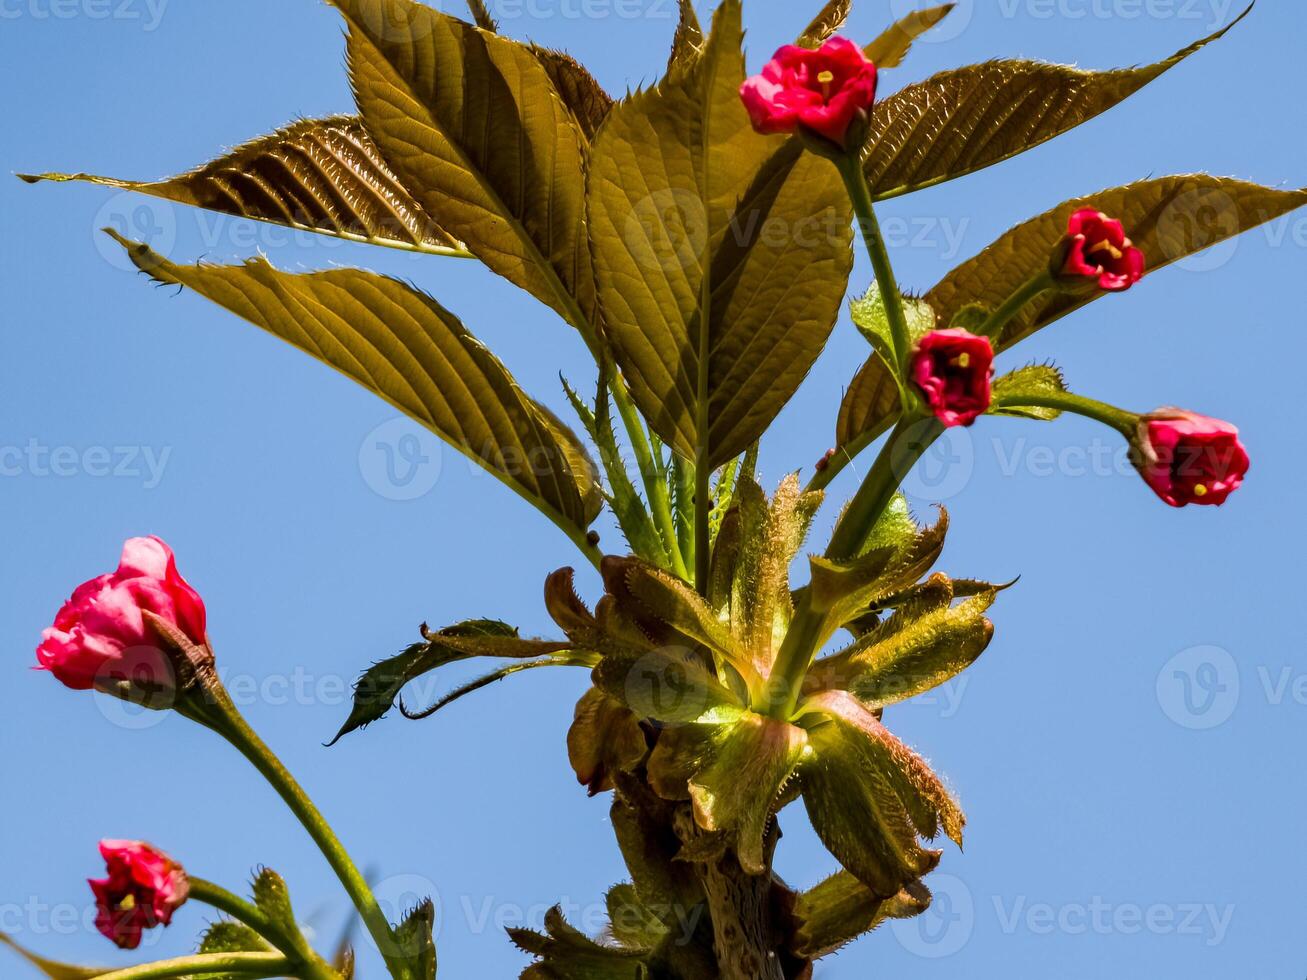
left=1090, top=239, right=1123, bottom=262
left=817, top=69, right=835, bottom=98
left=1193, top=484, right=1208, bottom=497
left=118, top=894, right=137, bottom=912
left=953, top=352, right=971, bottom=369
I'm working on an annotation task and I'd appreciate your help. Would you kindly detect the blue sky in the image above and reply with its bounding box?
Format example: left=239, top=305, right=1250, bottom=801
left=2, top=1, right=1304, bottom=976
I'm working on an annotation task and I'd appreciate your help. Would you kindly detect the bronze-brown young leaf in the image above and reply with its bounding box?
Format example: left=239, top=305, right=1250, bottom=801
left=107, top=233, right=603, bottom=542
left=588, top=0, right=853, bottom=468
left=20, top=117, right=468, bottom=257
left=864, top=3, right=955, bottom=68
left=329, top=0, right=597, bottom=331
left=863, top=8, right=1250, bottom=200
left=838, top=174, right=1307, bottom=452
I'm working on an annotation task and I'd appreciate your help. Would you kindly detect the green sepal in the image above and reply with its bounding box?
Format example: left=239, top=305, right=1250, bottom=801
left=990, top=364, right=1069, bottom=420
left=393, top=900, right=437, bottom=980
left=509, top=907, right=646, bottom=980
left=199, top=921, right=273, bottom=955
left=250, top=868, right=298, bottom=939
left=792, top=873, right=931, bottom=959
left=850, top=285, right=936, bottom=363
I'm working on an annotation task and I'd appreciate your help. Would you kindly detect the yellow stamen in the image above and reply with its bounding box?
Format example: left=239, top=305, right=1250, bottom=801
left=118, top=894, right=136, bottom=912
left=817, top=69, right=834, bottom=98
left=953, top=352, right=971, bottom=369
left=1193, top=484, right=1208, bottom=498
left=1090, top=239, right=1123, bottom=262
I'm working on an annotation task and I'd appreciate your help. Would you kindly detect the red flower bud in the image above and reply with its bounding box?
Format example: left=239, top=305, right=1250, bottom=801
left=36, top=537, right=207, bottom=693
left=909, top=328, right=994, bottom=428
left=89, top=840, right=189, bottom=950
left=740, top=37, right=877, bottom=147
left=1134, top=410, right=1249, bottom=507
left=1055, top=208, right=1145, bottom=291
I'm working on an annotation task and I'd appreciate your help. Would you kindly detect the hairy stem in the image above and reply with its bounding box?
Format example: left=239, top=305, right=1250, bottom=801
left=993, top=388, right=1138, bottom=435
left=837, top=155, right=912, bottom=379
left=188, top=697, right=410, bottom=979
left=978, top=269, right=1054, bottom=340
left=94, top=952, right=292, bottom=980
left=695, top=456, right=712, bottom=595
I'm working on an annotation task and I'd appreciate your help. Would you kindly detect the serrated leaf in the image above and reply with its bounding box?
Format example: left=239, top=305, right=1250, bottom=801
left=20, top=117, right=469, bottom=258
left=801, top=713, right=941, bottom=899
left=567, top=687, right=648, bottom=795
left=530, top=46, right=614, bottom=141
left=328, top=0, right=595, bottom=329
left=199, top=921, right=272, bottom=955
left=849, top=285, right=936, bottom=364
left=108, top=234, right=603, bottom=539
left=796, top=0, right=851, bottom=48
left=667, top=0, right=703, bottom=75
left=838, top=173, right=1307, bottom=451
left=0, top=933, right=104, bottom=979
left=330, top=620, right=523, bottom=742
left=834, top=584, right=995, bottom=710
left=863, top=9, right=1252, bottom=201
left=991, top=364, right=1068, bottom=420
left=687, top=712, right=807, bottom=874
left=594, top=645, right=742, bottom=726
left=864, top=3, right=955, bottom=68
left=588, top=0, right=853, bottom=468
left=793, top=874, right=930, bottom=958
left=509, top=907, right=646, bottom=980
left=807, top=690, right=965, bottom=845
left=604, top=883, right=667, bottom=952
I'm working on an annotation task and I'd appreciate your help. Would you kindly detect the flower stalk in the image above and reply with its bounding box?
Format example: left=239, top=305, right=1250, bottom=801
left=187, top=878, right=337, bottom=980
left=93, top=952, right=293, bottom=980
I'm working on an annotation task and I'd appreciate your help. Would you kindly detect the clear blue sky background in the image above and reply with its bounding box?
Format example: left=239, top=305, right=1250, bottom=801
left=3, top=1, right=1304, bottom=976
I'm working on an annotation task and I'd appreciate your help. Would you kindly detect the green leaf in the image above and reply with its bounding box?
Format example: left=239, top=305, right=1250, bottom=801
left=198, top=921, right=272, bottom=955
left=604, top=883, right=667, bottom=952
left=990, top=364, right=1068, bottom=420
left=864, top=4, right=955, bottom=68
left=329, top=621, right=526, bottom=743
left=863, top=8, right=1252, bottom=201
left=838, top=173, right=1307, bottom=453
left=393, top=900, right=437, bottom=980
left=800, top=711, right=941, bottom=899
left=793, top=874, right=931, bottom=958
left=20, top=117, right=470, bottom=258
left=510, top=907, right=646, bottom=980
left=588, top=0, right=853, bottom=468
left=850, top=285, right=936, bottom=365
left=0, top=933, right=104, bottom=979
left=835, top=581, right=995, bottom=711
left=687, top=712, right=808, bottom=874
left=327, top=0, right=596, bottom=329
left=108, top=234, right=603, bottom=540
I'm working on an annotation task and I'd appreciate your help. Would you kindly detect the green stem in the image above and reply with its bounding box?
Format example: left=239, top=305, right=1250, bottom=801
left=612, top=376, right=689, bottom=579
left=93, top=952, right=291, bottom=980
left=993, top=389, right=1138, bottom=435
left=837, top=155, right=913, bottom=379
left=765, top=416, right=941, bottom=719
left=188, top=878, right=336, bottom=980
left=977, top=270, right=1054, bottom=341
left=694, top=456, right=711, bottom=596
left=674, top=455, right=696, bottom=576
left=187, top=697, right=410, bottom=980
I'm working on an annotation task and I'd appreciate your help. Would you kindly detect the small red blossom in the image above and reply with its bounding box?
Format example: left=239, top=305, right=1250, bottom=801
left=910, top=329, right=995, bottom=428
left=90, top=840, right=189, bottom=950
left=1135, top=410, right=1249, bottom=507
left=1057, top=208, right=1145, bottom=291
left=740, top=37, right=877, bottom=146
left=36, top=536, right=206, bottom=692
